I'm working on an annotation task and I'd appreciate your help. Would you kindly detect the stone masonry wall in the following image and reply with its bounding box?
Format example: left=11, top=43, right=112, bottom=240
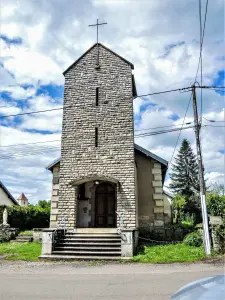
left=58, top=44, right=136, bottom=230
left=50, top=164, right=60, bottom=228
left=152, top=162, right=165, bottom=227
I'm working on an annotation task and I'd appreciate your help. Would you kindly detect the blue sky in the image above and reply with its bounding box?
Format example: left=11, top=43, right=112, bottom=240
left=0, top=0, right=224, bottom=203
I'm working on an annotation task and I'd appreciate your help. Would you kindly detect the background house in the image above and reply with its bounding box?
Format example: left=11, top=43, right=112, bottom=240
left=17, top=193, right=29, bottom=206
left=0, top=181, right=18, bottom=206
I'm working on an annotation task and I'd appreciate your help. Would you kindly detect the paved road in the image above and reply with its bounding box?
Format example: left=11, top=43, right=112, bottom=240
left=0, top=261, right=224, bottom=300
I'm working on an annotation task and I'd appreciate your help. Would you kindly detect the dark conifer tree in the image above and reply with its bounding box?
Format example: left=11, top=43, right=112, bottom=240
left=170, top=139, right=199, bottom=196
left=170, top=139, right=201, bottom=223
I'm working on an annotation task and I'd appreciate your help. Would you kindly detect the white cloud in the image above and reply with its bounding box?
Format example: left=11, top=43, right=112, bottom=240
left=0, top=85, right=36, bottom=100
left=1, top=40, right=64, bottom=85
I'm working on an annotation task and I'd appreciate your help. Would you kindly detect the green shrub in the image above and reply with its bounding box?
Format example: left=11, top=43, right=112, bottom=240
left=183, top=231, right=203, bottom=247
left=0, top=205, right=50, bottom=230
left=0, top=205, right=7, bottom=224
left=206, top=193, right=225, bottom=217
left=212, top=224, right=225, bottom=254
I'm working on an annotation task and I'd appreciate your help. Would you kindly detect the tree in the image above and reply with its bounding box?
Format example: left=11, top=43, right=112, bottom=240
left=37, top=200, right=51, bottom=210
left=170, top=139, right=199, bottom=197
left=172, top=194, right=186, bottom=223
left=170, top=139, right=201, bottom=223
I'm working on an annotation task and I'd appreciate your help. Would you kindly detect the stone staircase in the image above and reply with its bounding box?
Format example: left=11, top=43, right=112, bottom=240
left=13, top=233, right=33, bottom=243
left=50, top=231, right=122, bottom=260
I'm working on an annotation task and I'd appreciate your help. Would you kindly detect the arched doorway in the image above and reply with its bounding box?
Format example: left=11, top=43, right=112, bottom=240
left=95, top=182, right=116, bottom=228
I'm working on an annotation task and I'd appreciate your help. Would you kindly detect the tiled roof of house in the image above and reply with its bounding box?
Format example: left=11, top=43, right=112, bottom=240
left=17, top=193, right=28, bottom=201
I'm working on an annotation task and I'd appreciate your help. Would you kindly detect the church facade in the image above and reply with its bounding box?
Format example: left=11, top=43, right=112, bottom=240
left=42, top=44, right=170, bottom=259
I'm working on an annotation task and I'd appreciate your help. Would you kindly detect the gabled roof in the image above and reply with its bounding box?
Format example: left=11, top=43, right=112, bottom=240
left=46, top=144, right=168, bottom=171
left=63, top=42, right=134, bottom=75
left=46, top=157, right=60, bottom=172
left=134, top=144, right=168, bottom=167
left=0, top=181, right=18, bottom=205
left=17, top=193, right=28, bottom=201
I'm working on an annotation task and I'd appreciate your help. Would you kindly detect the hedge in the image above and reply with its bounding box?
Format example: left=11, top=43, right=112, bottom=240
left=0, top=205, right=50, bottom=230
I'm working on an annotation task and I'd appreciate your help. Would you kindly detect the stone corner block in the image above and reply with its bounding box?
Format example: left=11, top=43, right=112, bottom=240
left=154, top=207, right=164, bottom=214
left=152, top=180, right=162, bottom=187
left=41, top=231, right=54, bottom=255
left=155, top=200, right=164, bottom=207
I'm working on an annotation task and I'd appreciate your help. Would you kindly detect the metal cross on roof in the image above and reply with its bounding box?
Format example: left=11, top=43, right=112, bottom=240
left=89, top=19, right=107, bottom=67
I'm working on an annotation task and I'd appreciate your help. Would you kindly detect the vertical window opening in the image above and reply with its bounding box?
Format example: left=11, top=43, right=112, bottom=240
left=95, top=127, right=98, bottom=147
left=96, top=87, right=99, bottom=106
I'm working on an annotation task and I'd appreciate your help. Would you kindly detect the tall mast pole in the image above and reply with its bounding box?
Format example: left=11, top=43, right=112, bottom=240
left=192, top=85, right=211, bottom=255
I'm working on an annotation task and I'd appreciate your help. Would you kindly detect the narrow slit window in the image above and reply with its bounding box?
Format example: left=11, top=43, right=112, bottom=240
left=96, top=87, right=99, bottom=106
left=95, top=127, right=98, bottom=147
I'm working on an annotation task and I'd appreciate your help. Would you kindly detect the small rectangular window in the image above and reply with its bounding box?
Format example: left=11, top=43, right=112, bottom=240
left=96, top=87, right=99, bottom=106
left=95, top=127, right=98, bottom=147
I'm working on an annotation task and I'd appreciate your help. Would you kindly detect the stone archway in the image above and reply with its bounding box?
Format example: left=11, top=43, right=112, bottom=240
left=95, top=182, right=116, bottom=228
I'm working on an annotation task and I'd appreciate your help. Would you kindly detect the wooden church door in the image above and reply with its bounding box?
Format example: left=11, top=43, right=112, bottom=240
left=95, top=182, right=116, bottom=228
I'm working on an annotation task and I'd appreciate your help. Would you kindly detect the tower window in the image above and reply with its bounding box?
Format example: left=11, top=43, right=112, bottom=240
left=96, top=87, right=99, bottom=106
left=95, top=127, right=98, bottom=147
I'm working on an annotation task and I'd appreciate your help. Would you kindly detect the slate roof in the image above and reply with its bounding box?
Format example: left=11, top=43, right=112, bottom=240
left=46, top=144, right=168, bottom=171
left=0, top=181, right=18, bottom=205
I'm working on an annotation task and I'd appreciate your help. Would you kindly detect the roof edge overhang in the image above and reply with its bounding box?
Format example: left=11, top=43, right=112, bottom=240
left=0, top=181, right=18, bottom=205
left=46, top=158, right=60, bottom=172
left=46, top=145, right=168, bottom=178
left=134, top=144, right=168, bottom=167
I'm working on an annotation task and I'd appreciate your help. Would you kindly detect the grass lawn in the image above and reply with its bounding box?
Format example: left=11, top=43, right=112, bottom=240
left=19, top=231, right=33, bottom=235
left=0, top=242, right=41, bottom=261
left=132, top=243, right=208, bottom=263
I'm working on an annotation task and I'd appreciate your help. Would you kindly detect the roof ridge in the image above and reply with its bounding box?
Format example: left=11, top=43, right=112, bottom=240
left=63, top=42, right=134, bottom=75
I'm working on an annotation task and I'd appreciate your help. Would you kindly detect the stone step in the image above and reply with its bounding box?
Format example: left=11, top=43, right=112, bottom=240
left=16, top=237, right=33, bottom=241
left=52, top=250, right=121, bottom=256
left=18, top=235, right=33, bottom=238
left=54, top=246, right=121, bottom=251
left=65, top=234, right=120, bottom=238
left=39, top=255, right=127, bottom=261
left=60, top=239, right=121, bottom=244
left=75, top=228, right=117, bottom=234
left=12, top=239, right=32, bottom=243
left=56, top=242, right=121, bottom=246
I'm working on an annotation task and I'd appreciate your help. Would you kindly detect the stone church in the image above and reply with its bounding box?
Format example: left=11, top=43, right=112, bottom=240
left=41, top=43, right=171, bottom=259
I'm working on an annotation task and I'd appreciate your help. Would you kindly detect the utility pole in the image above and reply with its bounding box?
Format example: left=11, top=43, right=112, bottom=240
left=192, top=85, right=211, bottom=255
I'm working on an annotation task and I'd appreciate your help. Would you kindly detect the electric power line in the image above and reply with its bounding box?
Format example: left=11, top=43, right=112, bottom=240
left=1, top=124, right=223, bottom=160
left=135, top=86, right=192, bottom=98
left=168, top=0, right=209, bottom=170
left=134, top=122, right=193, bottom=132
left=0, top=139, right=61, bottom=148
left=134, top=125, right=195, bottom=137
left=195, top=0, right=209, bottom=124
left=203, top=116, right=225, bottom=123
left=167, top=94, right=192, bottom=169
left=0, top=146, right=61, bottom=160
left=0, top=86, right=224, bottom=119
left=199, top=0, right=203, bottom=122
left=0, top=106, right=66, bottom=118
left=195, top=0, right=209, bottom=82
